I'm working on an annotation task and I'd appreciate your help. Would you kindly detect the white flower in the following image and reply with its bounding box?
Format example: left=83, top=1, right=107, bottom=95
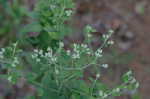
left=34, top=49, right=38, bottom=53
left=72, top=54, right=80, bottom=59
left=95, top=49, right=103, bottom=58
left=12, top=63, right=16, bottom=67
left=85, top=25, right=96, bottom=33
left=51, top=57, right=57, bottom=62
left=86, top=48, right=90, bottom=51
left=0, top=55, right=4, bottom=59
left=66, top=50, right=71, bottom=56
left=72, top=53, right=80, bottom=59
left=103, top=34, right=109, bottom=39
left=81, top=44, right=88, bottom=49
left=13, top=42, right=18, bottom=47
left=50, top=5, right=56, bottom=9
left=87, top=33, right=92, bottom=38
left=45, top=52, right=52, bottom=58
left=39, top=50, right=43, bottom=56
left=87, top=51, right=91, bottom=55
left=130, top=78, right=136, bottom=84
left=135, top=82, right=139, bottom=88
left=126, top=70, right=132, bottom=76
left=107, top=40, right=114, bottom=45
left=31, top=55, right=36, bottom=59
left=14, top=57, right=19, bottom=64
left=36, top=58, right=41, bottom=62
left=97, top=49, right=103, bottom=53
left=96, top=74, right=100, bottom=78
left=102, top=64, right=109, bottom=68
left=0, top=52, right=4, bottom=59
left=112, top=88, right=120, bottom=93
left=59, top=42, right=64, bottom=48
left=95, top=52, right=102, bottom=57
left=73, top=43, right=77, bottom=49
left=115, top=88, right=120, bottom=92
left=47, top=47, right=52, bottom=51
left=11, top=57, right=19, bottom=67
left=8, top=76, right=12, bottom=82
left=0, top=48, right=5, bottom=59
left=1, top=48, right=5, bottom=53
left=99, top=90, right=104, bottom=97
left=108, top=29, right=114, bottom=34
left=55, top=69, right=59, bottom=75
left=65, top=10, right=73, bottom=17
left=31, top=54, right=38, bottom=59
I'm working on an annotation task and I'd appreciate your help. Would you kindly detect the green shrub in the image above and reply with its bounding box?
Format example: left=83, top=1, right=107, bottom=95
left=20, top=0, right=74, bottom=49
left=0, top=0, right=28, bottom=44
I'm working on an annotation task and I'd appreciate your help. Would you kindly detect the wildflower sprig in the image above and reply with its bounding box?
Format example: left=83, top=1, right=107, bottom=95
left=0, top=28, right=139, bottom=99
left=84, top=25, right=97, bottom=43
left=97, top=70, right=139, bottom=98
left=0, top=43, right=22, bottom=84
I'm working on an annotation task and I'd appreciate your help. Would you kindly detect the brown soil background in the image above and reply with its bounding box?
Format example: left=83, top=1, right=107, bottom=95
left=73, top=0, right=150, bottom=99
left=0, top=0, right=150, bottom=99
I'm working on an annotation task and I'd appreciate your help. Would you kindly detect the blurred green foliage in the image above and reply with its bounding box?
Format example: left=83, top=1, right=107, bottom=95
left=0, top=0, right=74, bottom=49
left=0, top=0, right=28, bottom=44
left=20, top=0, right=75, bottom=49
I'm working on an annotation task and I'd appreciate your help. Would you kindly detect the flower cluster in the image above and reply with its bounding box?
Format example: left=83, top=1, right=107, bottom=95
left=0, top=48, right=5, bottom=59
left=123, top=70, right=139, bottom=88
left=95, top=49, right=103, bottom=58
left=101, top=64, right=109, bottom=68
left=99, top=90, right=108, bottom=98
left=85, top=25, right=96, bottom=34
left=97, top=70, right=139, bottom=99
left=12, top=57, right=19, bottom=67
left=70, top=43, right=92, bottom=59
left=65, top=10, right=73, bottom=17
left=107, top=40, right=114, bottom=45
left=0, top=29, right=139, bottom=99
left=32, top=47, right=57, bottom=63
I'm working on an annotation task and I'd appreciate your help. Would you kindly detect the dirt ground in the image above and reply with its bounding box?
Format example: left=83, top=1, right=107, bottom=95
left=0, top=0, right=150, bottom=99
left=73, top=0, right=150, bottom=99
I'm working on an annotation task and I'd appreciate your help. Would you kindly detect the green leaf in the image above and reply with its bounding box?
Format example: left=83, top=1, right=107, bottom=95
left=20, top=22, right=42, bottom=34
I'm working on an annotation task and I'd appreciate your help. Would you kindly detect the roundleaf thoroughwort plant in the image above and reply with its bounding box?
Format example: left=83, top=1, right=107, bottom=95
left=0, top=0, right=139, bottom=99
left=0, top=30, right=139, bottom=99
